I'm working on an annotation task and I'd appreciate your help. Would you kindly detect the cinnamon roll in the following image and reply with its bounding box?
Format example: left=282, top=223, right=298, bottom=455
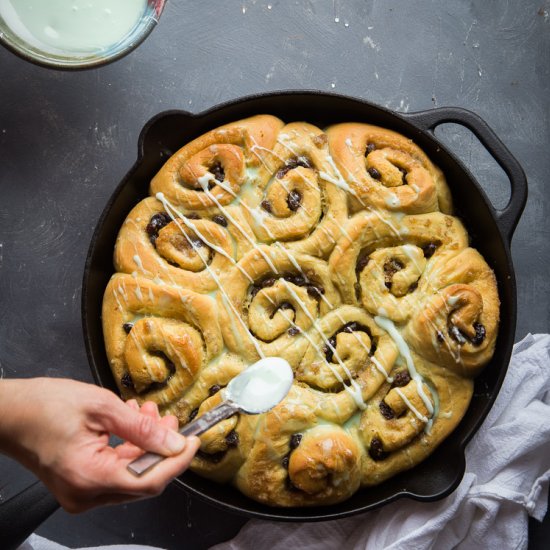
left=102, top=115, right=500, bottom=507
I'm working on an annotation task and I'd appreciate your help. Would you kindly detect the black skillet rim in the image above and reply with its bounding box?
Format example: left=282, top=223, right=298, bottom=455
left=82, top=90, right=524, bottom=522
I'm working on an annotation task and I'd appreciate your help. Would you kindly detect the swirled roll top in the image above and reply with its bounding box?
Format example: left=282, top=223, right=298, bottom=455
left=405, top=248, right=499, bottom=375
left=114, top=197, right=246, bottom=293
left=326, top=122, right=452, bottom=214
left=102, top=114, right=500, bottom=507
left=102, top=274, right=222, bottom=406
left=150, top=115, right=285, bottom=209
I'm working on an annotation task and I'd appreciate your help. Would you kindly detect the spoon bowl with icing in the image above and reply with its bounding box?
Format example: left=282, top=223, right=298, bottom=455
left=127, top=357, right=293, bottom=476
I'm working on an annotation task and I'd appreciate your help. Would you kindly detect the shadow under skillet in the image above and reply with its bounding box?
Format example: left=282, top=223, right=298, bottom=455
left=36, top=481, right=247, bottom=549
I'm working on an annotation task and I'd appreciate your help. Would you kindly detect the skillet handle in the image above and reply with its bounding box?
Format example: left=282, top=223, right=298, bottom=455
left=0, top=480, right=60, bottom=550
left=406, top=107, right=527, bottom=243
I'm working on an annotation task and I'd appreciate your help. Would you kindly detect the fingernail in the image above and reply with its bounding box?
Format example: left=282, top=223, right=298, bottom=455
left=165, top=430, right=186, bottom=454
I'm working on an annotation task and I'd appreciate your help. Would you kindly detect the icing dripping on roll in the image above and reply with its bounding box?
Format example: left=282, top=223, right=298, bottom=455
left=374, top=315, right=435, bottom=428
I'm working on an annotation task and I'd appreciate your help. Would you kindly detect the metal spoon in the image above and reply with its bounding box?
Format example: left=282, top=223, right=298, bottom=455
left=127, top=357, right=293, bottom=476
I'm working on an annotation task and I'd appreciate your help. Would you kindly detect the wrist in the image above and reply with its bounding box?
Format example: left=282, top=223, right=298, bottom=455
left=0, top=378, right=41, bottom=465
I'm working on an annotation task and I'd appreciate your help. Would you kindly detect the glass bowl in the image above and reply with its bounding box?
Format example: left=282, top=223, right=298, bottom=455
left=0, top=0, right=166, bottom=70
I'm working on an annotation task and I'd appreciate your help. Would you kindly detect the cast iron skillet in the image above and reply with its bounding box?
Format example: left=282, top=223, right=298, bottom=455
left=82, top=92, right=527, bottom=521
left=1, top=93, right=527, bottom=548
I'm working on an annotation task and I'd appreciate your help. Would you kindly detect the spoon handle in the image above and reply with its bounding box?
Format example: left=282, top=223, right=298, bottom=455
left=127, top=401, right=238, bottom=476
left=179, top=401, right=238, bottom=437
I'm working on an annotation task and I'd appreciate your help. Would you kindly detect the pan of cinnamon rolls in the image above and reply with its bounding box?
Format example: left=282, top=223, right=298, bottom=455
left=83, top=92, right=527, bottom=520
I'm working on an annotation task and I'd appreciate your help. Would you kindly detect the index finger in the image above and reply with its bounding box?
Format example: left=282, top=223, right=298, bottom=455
left=116, top=414, right=179, bottom=460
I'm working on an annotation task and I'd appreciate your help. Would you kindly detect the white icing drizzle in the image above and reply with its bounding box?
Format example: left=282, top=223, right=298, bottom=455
left=369, top=208, right=402, bottom=238
left=133, top=253, right=147, bottom=274
left=276, top=135, right=299, bottom=156
left=192, top=177, right=280, bottom=274
left=385, top=193, right=401, bottom=208
left=155, top=191, right=254, bottom=283
left=271, top=301, right=365, bottom=410
left=319, top=224, right=337, bottom=243
left=117, top=283, right=129, bottom=304
left=423, top=297, right=463, bottom=364
left=134, top=284, right=143, bottom=301
left=156, top=323, right=192, bottom=378
left=156, top=192, right=265, bottom=359
left=270, top=244, right=392, bottom=385
left=250, top=142, right=287, bottom=165
left=319, top=169, right=353, bottom=194
left=319, top=160, right=404, bottom=240
left=371, top=355, right=394, bottom=383
left=216, top=166, right=317, bottom=226
left=197, top=173, right=219, bottom=194
left=246, top=137, right=359, bottom=248
left=112, top=287, right=126, bottom=313
left=208, top=171, right=324, bottom=273
left=272, top=242, right=302, bottom=272
left=279, top=278, right=366, bottom=409
left=326, top=153, right=354, bottom=189
left=374, top=316, right=435, bottom=423
left=250, top=136, right=318, bottom=217
left=401, top=243, right=424, bottom=273
left=394, top=387, right=428, bottom=423
left=447, top=295, right=460, bottom=307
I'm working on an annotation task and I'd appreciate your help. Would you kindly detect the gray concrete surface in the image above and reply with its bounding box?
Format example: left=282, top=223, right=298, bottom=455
left=0, top=0, right=548, bottom=547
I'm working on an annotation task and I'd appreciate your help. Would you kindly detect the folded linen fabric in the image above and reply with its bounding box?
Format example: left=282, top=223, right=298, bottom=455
left=212, top=333, right=550, bottom=550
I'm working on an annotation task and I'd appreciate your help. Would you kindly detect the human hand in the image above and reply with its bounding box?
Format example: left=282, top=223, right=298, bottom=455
left=0, top=378, right=200, bottom=513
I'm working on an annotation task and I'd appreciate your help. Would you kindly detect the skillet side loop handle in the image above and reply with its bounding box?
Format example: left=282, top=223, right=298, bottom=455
left=406, top=107, right=528, bottom=243
left=0, top=480, right=60, bottom=550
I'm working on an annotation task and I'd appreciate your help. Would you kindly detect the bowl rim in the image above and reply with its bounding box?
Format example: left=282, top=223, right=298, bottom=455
left=0, top=0, right=164, bottom=70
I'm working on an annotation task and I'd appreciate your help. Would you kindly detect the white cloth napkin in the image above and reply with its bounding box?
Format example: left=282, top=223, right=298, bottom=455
left=19, top=334, right=550, bottom=550
left=212, top=333, right=550, bottom=550
left=17, top=538, right=161, bottom=550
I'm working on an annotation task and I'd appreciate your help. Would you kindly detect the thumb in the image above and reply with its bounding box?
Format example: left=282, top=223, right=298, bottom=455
left=100, top=396, right=187, bottom=456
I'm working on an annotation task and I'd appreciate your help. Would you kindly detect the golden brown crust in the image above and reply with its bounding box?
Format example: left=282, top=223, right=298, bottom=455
left=150, top=115, right=285, bottom=209
left=359, top=352, right=474, bottom=486
left=241, top=122, right=348, bottom=257
left=326, top=122, right=452, bottom=214
left=102, top=115, right=500, bottom=507
left=102, top=273, right=222, bottom=409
